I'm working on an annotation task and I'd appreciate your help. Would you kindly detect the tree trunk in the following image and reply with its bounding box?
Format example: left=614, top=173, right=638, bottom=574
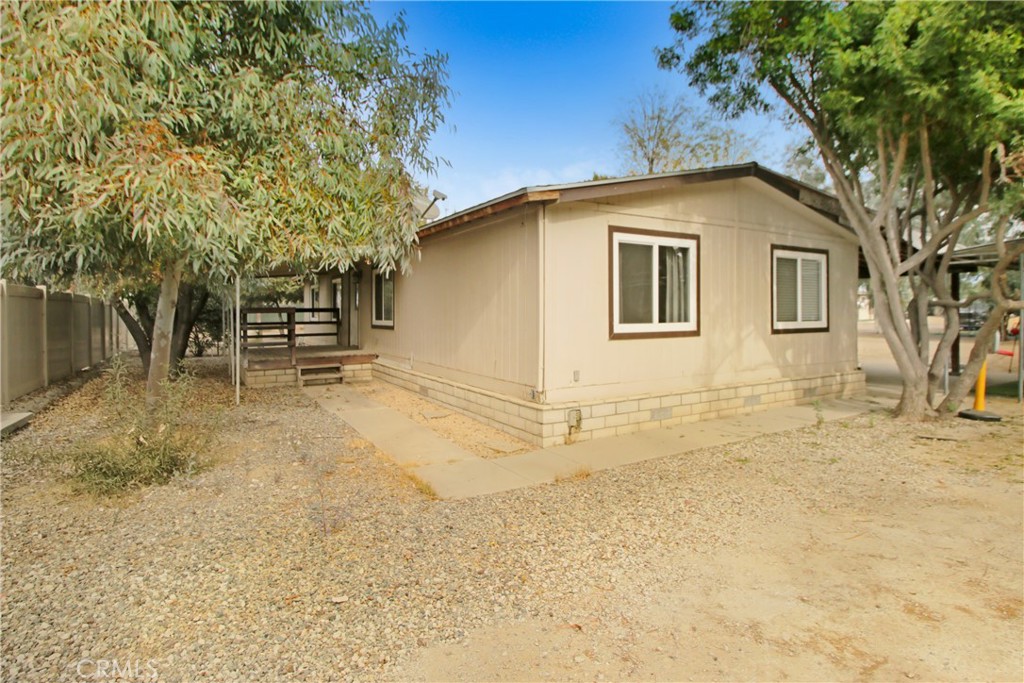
left=926, top=269, right=960, bottom=406
left=113, top=298, right=152, bottom=376
left=938, top=305, right=1007, bottom=413
left=927, top=316, right=959, bottom=406
left=170, top=282, right=193, bottom=371
left=908, top=282, right=930, bottom=363
left=189, top=287, right=210, bottom=355
left=131, top=293, right=155, bottom=341
left=170, top=283, right=210, bottom=371
left=889, top=338, right=934, bottom=417
left=865, top=258, right=936, bottom=418
left=896, top=369, right=933, bottom=417
left=146, top=260, right=186, bottom=408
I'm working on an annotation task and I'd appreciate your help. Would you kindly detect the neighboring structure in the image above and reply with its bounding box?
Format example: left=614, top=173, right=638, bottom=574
left=256, top=163, right=866, bottom=446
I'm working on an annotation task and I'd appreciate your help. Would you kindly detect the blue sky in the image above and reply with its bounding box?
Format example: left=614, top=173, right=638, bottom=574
left=370, top=1, right=798, bottom=216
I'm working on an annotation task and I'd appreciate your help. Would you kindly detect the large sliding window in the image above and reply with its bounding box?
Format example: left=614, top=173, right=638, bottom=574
left=772, top=245, right=828, bottom=333
left=610, top=228, right=699, bottom=339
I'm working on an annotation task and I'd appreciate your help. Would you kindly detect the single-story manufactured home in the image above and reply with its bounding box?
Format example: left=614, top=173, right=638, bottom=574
left=246, top=163, right=865, bottom=446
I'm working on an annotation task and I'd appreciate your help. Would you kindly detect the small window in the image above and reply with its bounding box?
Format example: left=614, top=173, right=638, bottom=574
left=372, top=269, right=394, bottom=329
left=610, top=228, right=699, bottom=338
left=772, top=246, right=828, bottom=332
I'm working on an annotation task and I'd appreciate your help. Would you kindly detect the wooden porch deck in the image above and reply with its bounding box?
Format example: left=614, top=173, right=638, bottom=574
left=245, top=345, right=377, bottom=371
left=239, top=306, right=374, bottom=387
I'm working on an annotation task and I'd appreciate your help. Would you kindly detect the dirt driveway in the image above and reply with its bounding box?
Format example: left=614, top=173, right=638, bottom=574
left=397, top=329, right=1023, bottom=681
left=393, top=404, right=1022, bottom=682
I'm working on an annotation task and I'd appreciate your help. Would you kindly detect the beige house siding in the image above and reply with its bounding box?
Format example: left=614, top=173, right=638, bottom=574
left=349, top=173, right=864, bottom=447
left=540, top=177, right=859, bottom=403
left=361, top=206, right=542, bottom=399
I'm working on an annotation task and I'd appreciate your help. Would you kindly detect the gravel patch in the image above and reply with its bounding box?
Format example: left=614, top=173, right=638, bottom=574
left=2, top=358, right=1021, bottom=681
left=5, top=361, right=112, bottom=418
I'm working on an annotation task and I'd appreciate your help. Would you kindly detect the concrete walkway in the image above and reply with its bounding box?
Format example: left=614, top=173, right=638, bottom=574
left=308, top=384, right=891, bottom=500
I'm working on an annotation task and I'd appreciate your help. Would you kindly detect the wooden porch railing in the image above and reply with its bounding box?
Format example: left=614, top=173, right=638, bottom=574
left=240, top=307, right=340, bottom=366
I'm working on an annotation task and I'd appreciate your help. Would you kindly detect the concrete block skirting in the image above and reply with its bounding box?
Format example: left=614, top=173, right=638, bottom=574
left=242, top=362, right=374, bottom=388
left=372, top=359, right=866, bottom=448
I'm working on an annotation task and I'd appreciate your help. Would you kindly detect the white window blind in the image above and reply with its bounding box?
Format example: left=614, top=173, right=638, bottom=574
left=776, top=257, right=799, bottom=323
left=772, top=247, right=827, bottom=332
left=800, top=258, right=822, bottom=321
left=618, top=242, right=653, bottom=324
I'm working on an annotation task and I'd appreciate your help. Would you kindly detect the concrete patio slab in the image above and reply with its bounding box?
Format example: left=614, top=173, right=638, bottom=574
left=481, top=437, right=523, bottom=454
left=313, top=386, right=477, bottom=467
left=412, top=459, right=534, bottom=499
left=554, top=431, right=686, bottom=471
left=311, top=385, right=379, bottom=410
left=711, top=414, right=809, bottom=437
left=486, top=449, right=582, bottom=485
left=661, top=424, right=743, bottom=450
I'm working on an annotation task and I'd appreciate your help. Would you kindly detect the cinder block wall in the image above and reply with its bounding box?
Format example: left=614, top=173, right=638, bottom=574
left=373, top=359, right=865, bottom=447
left=242, top=362, right=373, bottom=388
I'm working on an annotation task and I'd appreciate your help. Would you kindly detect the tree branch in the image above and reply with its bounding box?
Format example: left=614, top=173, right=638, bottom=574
left=919, top=124, right=940, bottom=237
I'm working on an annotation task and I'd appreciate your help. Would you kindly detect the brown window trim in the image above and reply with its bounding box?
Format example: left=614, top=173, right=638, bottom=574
left=770, top=244, right=829, bottom=335
left=608, top=226, right=701, bottom=340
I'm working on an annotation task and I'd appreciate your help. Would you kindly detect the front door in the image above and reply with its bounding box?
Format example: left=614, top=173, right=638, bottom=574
left=334, top=271, right=360, bottom=348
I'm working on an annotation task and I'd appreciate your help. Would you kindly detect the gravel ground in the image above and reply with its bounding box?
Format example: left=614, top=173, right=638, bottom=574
left=5, top=363, right=111, bottom=417
left=2, top=357, right=1021, bottom=682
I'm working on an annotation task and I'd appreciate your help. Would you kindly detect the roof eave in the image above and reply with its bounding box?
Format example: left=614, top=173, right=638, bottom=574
left=416, top=162, right=851, bottom=239
left=417, top=190, right=559, bottom=239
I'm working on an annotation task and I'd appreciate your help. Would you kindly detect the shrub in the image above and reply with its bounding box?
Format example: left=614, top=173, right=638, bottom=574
left=70, top=357, right=216, bottom=495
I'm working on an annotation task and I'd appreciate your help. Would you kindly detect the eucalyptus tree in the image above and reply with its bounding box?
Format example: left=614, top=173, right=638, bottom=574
left=659, top=0, right=1024, bottom=417
left=2, top=1, right=449, bottom=405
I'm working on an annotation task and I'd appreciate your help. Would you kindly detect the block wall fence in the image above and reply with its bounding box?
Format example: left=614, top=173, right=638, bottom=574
left=0, top=281, right=135, bottom=407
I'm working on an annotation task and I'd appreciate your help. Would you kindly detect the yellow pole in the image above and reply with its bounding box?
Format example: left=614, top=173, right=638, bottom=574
left=959, top=356, right=1000, bottom=421
left=972, top=359, right=988, bottom=411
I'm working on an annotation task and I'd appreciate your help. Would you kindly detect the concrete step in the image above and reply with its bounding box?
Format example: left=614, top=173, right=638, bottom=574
left=297, top=364, right=344, bottom=387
